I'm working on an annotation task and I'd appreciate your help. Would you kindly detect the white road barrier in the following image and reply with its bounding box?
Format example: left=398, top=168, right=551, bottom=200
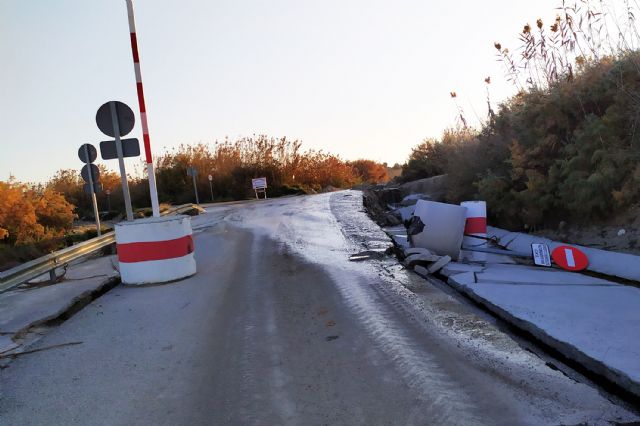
left=412, top=200, right=467, bottom=260
left=115, top=215, right=196, bottom=285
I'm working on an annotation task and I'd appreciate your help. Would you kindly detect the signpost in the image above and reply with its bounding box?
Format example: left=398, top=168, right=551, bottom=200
left=96, top=101, right=137, bottom=221
left=551, top=245, right=589, bottom=271
left=208, top=174, right=214, bottom=202
left=187, top=166, right=199, bottom=204
left=105, top=189, right=111, bottom=211
left=252, top=177, right=268, bottom=199
left=77, top=143, right=102, bottom=235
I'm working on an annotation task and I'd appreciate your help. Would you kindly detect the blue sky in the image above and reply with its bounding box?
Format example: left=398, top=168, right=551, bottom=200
left=1, top=0, right=558, bottom=183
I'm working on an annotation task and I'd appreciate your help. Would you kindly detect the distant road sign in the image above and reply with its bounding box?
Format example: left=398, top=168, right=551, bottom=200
left=78, top=144, right=97, bottom=163
left=96, top=101, right=135, bottom=137
left=208, top=174, right=213, bottom=181
left=552, top=245, right=589, bottom=271
left=252, top=177, right=267, bottom=189
left=83, top=182, right=103, bottom=194
left=187, top=166, right=198, bottom=177
left=100, top=138, right=140, bottom=160
left=81, top=164, right=100, bottom=183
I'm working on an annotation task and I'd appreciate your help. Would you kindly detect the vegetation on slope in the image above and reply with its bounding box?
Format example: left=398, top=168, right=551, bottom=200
left=400, top=0, right=640, bottom=229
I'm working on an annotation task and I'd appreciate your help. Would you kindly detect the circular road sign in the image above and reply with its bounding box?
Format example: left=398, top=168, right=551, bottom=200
left=81, top=163, right=100, bottom=183
left=78, top=144, right=97, bottom=164
left=551, top=245, right=589, bottom=271
left=96, top=101, right=135, bottom=137
left=208, top=174, right=213, bottom=181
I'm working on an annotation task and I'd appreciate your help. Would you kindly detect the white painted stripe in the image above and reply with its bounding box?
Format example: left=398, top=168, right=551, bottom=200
left=134, top=62, right=142, bottom=82
left=564, top=248, right=576, bottom=267
left=141, top=112, right=149, bottom=134
left=126, top=0, right=137, bottom=33
left=115, top=216, right=191, bottom=244
left=119, top=253, right=196, bottom=285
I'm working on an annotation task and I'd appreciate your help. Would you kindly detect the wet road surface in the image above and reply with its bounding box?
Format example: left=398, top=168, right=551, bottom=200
left=1, top=192, right=637, bottom=425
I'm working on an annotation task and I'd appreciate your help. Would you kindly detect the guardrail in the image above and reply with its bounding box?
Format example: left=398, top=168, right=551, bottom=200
left=0, top=204, right=201, bottom=294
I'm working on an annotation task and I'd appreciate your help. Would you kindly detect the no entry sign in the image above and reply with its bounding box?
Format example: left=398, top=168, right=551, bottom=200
left=551, top=245, right=589, bottom=271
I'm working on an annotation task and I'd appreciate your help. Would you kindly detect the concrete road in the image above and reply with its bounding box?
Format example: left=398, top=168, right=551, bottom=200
left=1, top=192, right=637, bottom=425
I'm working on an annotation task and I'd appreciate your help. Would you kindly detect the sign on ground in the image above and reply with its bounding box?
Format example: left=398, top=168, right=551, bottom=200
left=531, top=243, right=551, bottom=267
left=252, top=177, right=267, bottom=189
left=552, top=245, right=589, bottom=271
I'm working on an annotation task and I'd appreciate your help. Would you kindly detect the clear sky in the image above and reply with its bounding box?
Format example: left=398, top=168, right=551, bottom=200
left=1, top=0, right=558, bottom=183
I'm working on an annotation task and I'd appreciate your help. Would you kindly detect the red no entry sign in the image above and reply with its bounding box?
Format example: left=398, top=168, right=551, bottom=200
left=551, top=245, right=589, bottom=271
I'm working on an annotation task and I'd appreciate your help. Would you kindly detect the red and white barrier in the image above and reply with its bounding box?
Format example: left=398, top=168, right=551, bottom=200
left=126, top=0, right=161, bottom=218
left=461, top=201, right=487, bottom=248
left=115, top=215, right=196, bottom=285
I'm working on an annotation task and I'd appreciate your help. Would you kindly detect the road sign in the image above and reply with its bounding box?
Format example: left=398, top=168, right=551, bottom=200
left=100, top=138, right=140, bottom=160
left=252, top=177, right=267, bottom=189
left=208, top=174, right=212, bottom=181
left=78, top=144, right=97, bottom=163
left=96, top=101, right=135, bottom=221
left=77, top=143, right=102, bottom=235
left=96, top=101, right=135, bottom=137
left=187, top=167, right=199, bottom=204
left=81, top=163, right=100, bottom=183
left=83, top=182, right=103, bottom=194
left=551, top=245, right=589, bottom=271
left=531, top=243, right=551, bottom=267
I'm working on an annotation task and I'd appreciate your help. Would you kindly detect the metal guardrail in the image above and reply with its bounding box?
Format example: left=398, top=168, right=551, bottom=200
left=0, top=204, right=201, bottom=293
left=0, top=232, right=116, bottom=293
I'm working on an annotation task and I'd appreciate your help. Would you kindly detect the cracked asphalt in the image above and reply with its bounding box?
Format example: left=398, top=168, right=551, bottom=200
left=0, top=191, right=637, bottom=425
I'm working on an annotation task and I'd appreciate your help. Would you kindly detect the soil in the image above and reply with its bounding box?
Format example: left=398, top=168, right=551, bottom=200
left=532, top=206, right=640, bottom=255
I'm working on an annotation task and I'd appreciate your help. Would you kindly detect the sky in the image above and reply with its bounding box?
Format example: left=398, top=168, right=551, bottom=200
left=1, top=0, right=559, bottom=183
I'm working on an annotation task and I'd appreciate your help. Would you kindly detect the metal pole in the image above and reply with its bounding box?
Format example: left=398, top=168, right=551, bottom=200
left=209, top=181, right=214, bottom=202
left=110, top=102, right=134, bottom=221
left=126, top=0, right=160, bottom=218
left=84, top=145, right=101, bottom=236
left=192, top=174, right=200, bottom=204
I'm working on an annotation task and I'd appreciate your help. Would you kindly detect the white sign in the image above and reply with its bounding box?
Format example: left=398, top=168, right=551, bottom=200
left=531, top=243, right=551, bottom=267
left=208, top=174, right=213, bottom=181
left=252, top=177, right=267, bottom=190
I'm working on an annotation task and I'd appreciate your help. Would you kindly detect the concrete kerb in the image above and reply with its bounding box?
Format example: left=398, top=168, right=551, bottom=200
left=488, top=226, right=640, bottom=282
left=446, top=271, right=640, bottom=400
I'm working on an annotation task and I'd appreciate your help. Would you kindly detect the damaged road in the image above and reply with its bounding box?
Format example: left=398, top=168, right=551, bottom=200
left=0, top=192, right=637, bottom=425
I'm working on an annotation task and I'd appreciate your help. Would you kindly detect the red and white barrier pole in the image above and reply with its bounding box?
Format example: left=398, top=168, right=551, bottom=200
left=125, top=0, right=160, bottom=218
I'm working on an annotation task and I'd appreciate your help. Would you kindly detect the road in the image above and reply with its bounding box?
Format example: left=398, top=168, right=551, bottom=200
left=0, top=191, right=637, bottom=425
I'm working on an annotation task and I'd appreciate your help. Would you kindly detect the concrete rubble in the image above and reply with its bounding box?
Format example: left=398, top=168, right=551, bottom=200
left=379, top=192, right=640, bottom=400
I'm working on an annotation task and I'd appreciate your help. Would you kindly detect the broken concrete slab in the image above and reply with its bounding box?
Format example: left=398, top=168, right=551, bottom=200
left=440, top=263, right=486, bottom=277
left=458, top=249, right=518, bottom=265
left=390, top=205, right=415, bottom=222
left=447, top=265, right=640, bottom=399
left=0, top=256, right=119, bottom=339
left=427, top=255, right=452, bottom=274
left=488, top=226, right=640, bottom=282
left=403, top=253, right=442, bottom=269
left=404, top=247, right=435, bottom=256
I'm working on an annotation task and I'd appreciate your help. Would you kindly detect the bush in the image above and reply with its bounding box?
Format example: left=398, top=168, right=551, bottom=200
left=400, top=51, right=640, bottom=229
